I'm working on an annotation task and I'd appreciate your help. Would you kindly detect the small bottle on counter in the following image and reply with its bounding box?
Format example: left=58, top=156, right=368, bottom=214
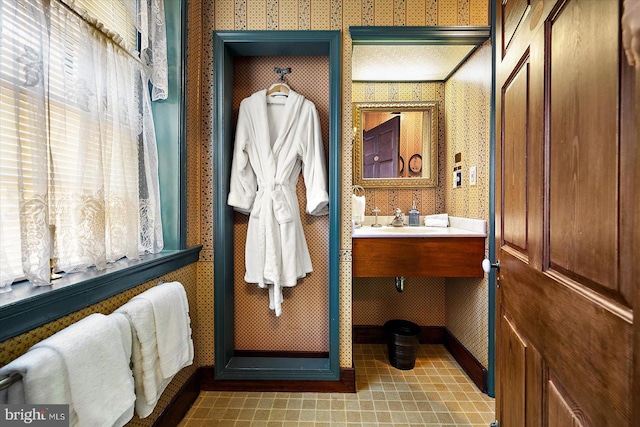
left=409, top=200, right=420, bottom=226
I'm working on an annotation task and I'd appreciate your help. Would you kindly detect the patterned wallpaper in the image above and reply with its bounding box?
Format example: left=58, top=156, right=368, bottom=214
left=232, top=56, right=331, bottom=351
left=190, top=0, right=491, bottom=368
left=444, top=42, right=492, bottom=367
left=352, top=277, right=445, bottom=326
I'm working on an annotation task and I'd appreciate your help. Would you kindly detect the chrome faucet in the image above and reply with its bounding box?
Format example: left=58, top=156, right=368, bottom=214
left=391, top=208, right=405, bottom=227
left=371, top=207, right=382, bottom=227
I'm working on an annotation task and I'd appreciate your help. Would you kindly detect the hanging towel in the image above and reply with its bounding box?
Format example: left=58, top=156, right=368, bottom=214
left=117, top=297, right=167, bottom=418
left=424, top=213, right=449, bottom=228
left=0, top=313, right=136, bottom=427
left=116, top=299, right=168, bottom=418
left=0, top=346, right=70, bottom=406
left=32, top=313, right=135, bottom=427
left=136, top=282, right=193, bottom=378
left=107, top=312, right=136, bottom=427
left=116, top=281, right=194, bottom=418
left=352, top=194, right=366, bottom=224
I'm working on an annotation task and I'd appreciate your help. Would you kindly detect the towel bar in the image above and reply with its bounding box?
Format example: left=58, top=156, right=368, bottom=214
left=0, top=372, right=22, bottom=391
left=352, top=185, right=364, bottom=196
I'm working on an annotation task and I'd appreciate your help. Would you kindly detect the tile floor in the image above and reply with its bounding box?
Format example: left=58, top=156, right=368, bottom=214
left=179, top=344, right=495, bottom=426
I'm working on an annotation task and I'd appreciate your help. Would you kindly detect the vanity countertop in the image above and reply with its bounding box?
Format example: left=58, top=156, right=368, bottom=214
left=351, top=216, right=486, bottom=277
left=352, top=216, right=487, bottom=238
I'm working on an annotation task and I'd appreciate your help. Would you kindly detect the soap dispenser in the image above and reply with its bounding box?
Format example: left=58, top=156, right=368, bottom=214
left=409, top=200, right=420, bottom=226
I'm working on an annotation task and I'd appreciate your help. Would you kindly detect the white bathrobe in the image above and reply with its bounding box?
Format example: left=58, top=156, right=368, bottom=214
left=227, top=89, right=329, bottom=316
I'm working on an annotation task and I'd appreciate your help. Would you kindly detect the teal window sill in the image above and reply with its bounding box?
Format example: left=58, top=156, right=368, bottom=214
left=0, top=246, right=201, bottom=342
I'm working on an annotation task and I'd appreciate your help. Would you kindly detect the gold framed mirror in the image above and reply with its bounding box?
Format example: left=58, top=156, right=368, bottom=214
left=353, top=101, right=438, bottom=188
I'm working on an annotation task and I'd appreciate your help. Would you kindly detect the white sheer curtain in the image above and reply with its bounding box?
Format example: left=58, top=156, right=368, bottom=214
left=0, top=0, right=51, bottom=288
left=138, top=0, right=169, bottom=100
left=61, top=0, right=169, bottom=100
left=0, top=0, right=165, bottom=291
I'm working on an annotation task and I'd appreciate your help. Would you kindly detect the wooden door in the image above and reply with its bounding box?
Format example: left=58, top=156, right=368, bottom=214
left=495, top=0, right=638, bottom=425
left=363, top=115, right=400, bottom=178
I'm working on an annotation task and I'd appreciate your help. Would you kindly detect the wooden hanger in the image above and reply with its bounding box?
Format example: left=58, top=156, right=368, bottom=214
left=266, top=67, right=291, bottom=97
left=266, top=82, right=290, bottom=96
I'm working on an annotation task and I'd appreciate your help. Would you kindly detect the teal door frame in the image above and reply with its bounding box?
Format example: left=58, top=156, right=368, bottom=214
left=212, top=30, right=341, bottom=381
left=487, top=0, right=497, bottom=398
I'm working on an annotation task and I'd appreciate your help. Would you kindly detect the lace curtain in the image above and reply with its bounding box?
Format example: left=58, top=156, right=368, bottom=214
left=60, top=0, right=169, bottom=100
left=138, top=0, right=169, bottom=100
left=0, top=0, right=165, bottom=290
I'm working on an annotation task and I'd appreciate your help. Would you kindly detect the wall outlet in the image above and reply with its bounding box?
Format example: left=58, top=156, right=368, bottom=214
left=469, top=166, right=477, bottom=186
left=453, top=170, right=462, bottom=188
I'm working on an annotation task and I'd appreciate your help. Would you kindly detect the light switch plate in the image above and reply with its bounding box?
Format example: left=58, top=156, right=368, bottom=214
left=469, top=166, right=477, bottom=186
left=453, top=170, right=462, bottom=188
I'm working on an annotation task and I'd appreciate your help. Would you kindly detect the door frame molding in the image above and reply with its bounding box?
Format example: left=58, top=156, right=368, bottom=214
left=212, top=30, right=341, bottom=381
left=488, top=0, right=498, bottom=398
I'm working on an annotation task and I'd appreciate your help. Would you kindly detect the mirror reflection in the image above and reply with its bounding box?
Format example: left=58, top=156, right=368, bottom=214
left=353, top=102, right=438, bottom=188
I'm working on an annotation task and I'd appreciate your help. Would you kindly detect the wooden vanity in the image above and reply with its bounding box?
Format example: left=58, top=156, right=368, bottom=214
left=352, top=236, right=484, bottom=277
left=351, top=216, right=486, bottom=278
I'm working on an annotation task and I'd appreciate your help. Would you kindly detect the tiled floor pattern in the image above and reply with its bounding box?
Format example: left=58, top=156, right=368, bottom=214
left=179, top=344, right=495, bottom=426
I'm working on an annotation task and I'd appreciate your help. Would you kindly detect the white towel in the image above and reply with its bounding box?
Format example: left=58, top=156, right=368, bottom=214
left=117, top=297, right=169, bottom=418
left=0, top=346, right=70, bottom=406
left=108, top=312, right=136, bottom=427
left=116, top=281, right=194, bottom=418
left=33, top=313, right=135, bottom=427
left=352, top=194, right=366, bottom=223
left=110, top=312, right=133, bottom=368
left=143, top=282, right=193, bottom=378
left=0, top=313, right=135, bottom=427
left=424, top=213, right=449, bottom=228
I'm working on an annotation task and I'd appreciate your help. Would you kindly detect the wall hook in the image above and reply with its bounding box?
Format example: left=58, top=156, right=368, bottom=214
left=274, top=67, right=291, bottom=82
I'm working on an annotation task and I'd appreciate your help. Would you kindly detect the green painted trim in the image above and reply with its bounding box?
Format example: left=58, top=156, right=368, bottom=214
left=220, top=357, right=332, bottom=381
left=178, top=0, right=188, bottom=248
left=488, top=0, right=497, bottom=399
left=349, top=26, right=491, bottom=45
left=213, top=30, right=335, bottom=56
left=152, top=0, right=187, bottom=250
left=212, top=30, right=341, bottom=381
left=327, top=30, right=342, bottom=378
left=0, top=246, right=202, bottom=342
left=213, top=31, right=236, bottom=376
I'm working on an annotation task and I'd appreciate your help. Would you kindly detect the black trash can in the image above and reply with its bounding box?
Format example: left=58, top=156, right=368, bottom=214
left=384, top=319, right=421, bottom=370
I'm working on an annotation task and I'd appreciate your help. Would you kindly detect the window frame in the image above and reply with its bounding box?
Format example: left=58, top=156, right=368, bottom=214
left=0, top=0, right=196, bottom=343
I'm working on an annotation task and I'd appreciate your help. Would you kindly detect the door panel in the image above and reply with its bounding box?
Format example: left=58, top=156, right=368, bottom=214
left=548, top=375, right=585, bottom=427
left=498, top=314, right=526, bottom=426
left=548, top=0, right=619, bottom=293
left=502, top=0, right=530, bottom=55
left=501, top=252, right=631, bottom=426
left=362, top=116, right=399, bottom=178
left=497, top=310, right=544, bottom=427
left=501, top=57, right=530, bottom=254
left=495, top=0, right=636, bottom=425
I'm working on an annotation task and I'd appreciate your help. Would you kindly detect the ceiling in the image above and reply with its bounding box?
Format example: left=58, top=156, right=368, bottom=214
left=352, top=44, right=480, bottom=82
left=349, top=26, right=491, bottom=82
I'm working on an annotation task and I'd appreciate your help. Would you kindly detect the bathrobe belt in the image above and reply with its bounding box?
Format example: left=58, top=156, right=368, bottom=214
left=254, top=182, right=295, bottom=316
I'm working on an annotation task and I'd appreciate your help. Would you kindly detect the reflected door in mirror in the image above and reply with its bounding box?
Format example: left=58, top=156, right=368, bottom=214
left=363, top=116, right=399, bottom=178
left=353, top=101, right=438, bottom=188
